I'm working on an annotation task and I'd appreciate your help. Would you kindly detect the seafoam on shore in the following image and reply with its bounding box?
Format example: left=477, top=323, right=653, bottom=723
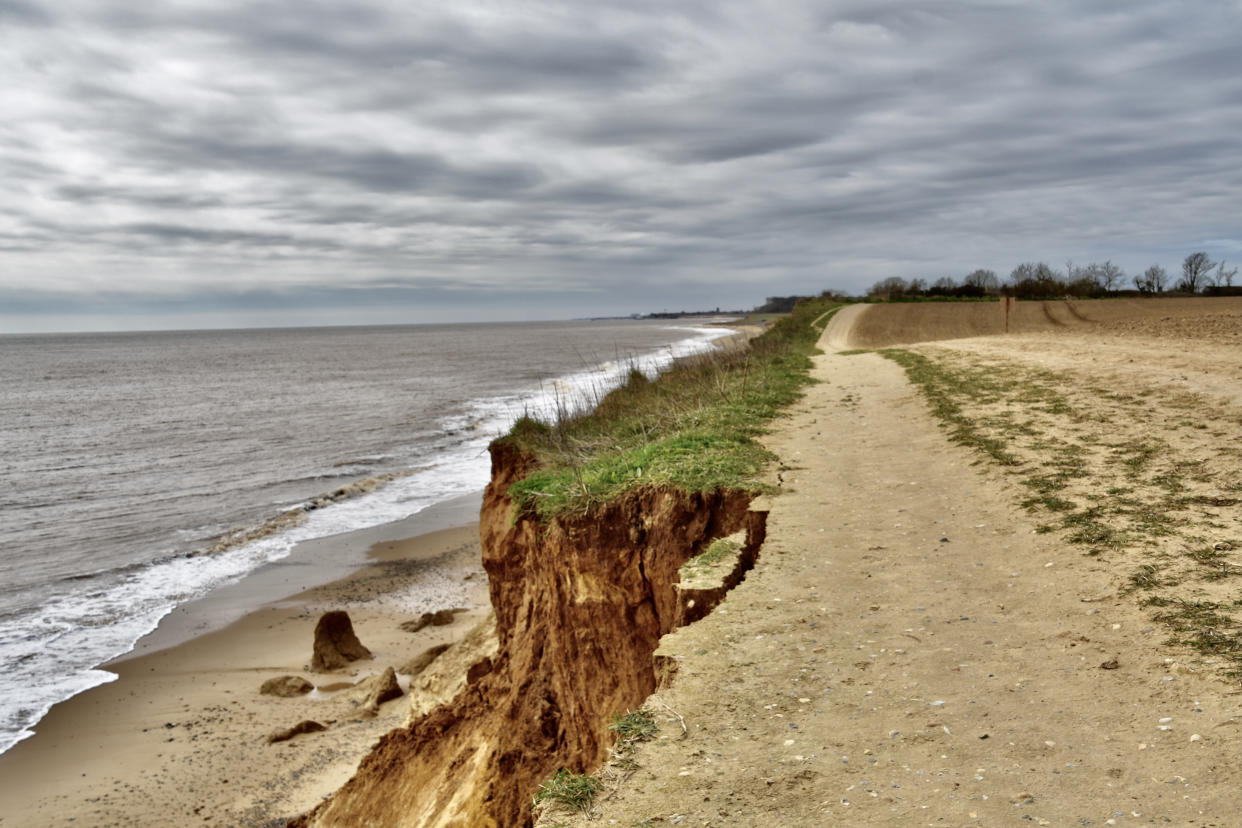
left=0, top=320, right=731, bottom=755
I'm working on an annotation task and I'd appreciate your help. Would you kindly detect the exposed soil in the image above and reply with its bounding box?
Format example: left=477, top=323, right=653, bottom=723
left=534, top=300, right=1240, bottom=827
left=296, top=443, right=765, bottom=827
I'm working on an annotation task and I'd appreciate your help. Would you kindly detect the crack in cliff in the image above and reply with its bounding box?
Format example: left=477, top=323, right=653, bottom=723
left=291, top=442, right=766, bottom=828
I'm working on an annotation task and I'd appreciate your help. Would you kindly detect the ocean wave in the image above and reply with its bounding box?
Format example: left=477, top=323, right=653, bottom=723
left=0, top=324, right=730, bottom=756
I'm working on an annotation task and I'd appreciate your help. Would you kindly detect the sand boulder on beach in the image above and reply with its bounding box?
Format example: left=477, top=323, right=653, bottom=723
left=399, top=608, right=465, bottom=633
left=258, top=675, right=314, bottom=697
left=266, top=719, right=327, bottom=744
left=310, top=610, right=372, bottom=672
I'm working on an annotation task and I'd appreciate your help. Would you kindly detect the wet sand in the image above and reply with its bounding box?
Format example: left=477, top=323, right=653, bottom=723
left=0, top=519, right=491, bottom=827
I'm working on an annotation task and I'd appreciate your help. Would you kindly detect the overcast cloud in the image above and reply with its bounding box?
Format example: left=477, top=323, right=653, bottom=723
left=2, top=0, right=1240, bottom=330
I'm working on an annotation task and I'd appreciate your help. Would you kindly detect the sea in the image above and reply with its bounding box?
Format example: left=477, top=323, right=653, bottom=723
left=0, top=319, right=731, bottom=755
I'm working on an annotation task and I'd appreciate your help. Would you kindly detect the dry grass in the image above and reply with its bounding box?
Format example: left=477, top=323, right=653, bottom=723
left=882, top=347, right=1242, bottom=678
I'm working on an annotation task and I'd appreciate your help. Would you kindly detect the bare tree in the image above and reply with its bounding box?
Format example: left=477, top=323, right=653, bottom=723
left=963, top=269, right=999, bottom=292
left=1135, top=264, right=1167, bottom=293
left=1009, top=262, right=1063, bottom=298
left=1010, top=262, right=1059, bottom=284
left=1213, top=260, right=1238, bottom=287
left=1178, top=252, right=1216, bottom=293
left=867, top=277, right=908, bottom=298
left=1084, top=260, right=1125, bottom=293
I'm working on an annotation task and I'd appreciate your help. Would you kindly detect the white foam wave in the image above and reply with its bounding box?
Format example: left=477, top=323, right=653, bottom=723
left=0, top=324, right=729, bottom=755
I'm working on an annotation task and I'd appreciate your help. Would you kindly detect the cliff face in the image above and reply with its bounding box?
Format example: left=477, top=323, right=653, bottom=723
left=294, top=441, right=765, bottom=828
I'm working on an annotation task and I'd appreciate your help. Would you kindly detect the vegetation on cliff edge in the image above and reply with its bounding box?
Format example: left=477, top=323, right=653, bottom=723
left=500, top=297, right=842, bottom=519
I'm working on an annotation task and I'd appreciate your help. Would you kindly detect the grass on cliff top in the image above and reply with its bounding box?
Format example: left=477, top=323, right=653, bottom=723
left=532, top=769, right=601, bottom=814
left=501, top=297, right=842, bottom=520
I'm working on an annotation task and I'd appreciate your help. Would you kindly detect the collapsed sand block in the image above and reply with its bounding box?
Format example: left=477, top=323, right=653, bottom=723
left=267, top=720, right=326, bottom=744
left=362, top=667, right=403, bottom=716
left=406, top=613, right=500, bottom=723
left=397, top=643, right=451, bottom=677
left=259, top=675, right=314, bottom=697
left=311, top=610, right=372, bottom=672
left=340, top=667, right=404, bottom=719
left=399, top=608, right=465, bottom=633
left=342, top=666, right=404, bottom=704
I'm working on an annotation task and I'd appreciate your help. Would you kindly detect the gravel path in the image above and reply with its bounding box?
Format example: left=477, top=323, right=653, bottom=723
left=537, top=339, right=1240, bottom=826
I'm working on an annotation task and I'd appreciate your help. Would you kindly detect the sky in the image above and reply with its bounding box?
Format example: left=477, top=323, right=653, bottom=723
left=1, top=0, right=1240, bottom=332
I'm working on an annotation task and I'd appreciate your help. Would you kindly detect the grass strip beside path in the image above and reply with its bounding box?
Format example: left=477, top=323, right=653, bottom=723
left=501, top=299, right=842, bottom=520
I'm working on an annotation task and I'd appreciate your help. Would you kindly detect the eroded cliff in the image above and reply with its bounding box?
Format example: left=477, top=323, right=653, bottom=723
left=293, top=440, right=766, bottom=828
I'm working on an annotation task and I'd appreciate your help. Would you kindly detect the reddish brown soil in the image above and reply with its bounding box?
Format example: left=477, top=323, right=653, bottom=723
left=296, top=442, right=765, bottom=827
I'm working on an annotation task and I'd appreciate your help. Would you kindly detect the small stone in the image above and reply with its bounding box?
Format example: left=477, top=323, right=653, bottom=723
left=1190, top=734, right=1201, bottom=742
left=929, top=700, right=945, bottom=707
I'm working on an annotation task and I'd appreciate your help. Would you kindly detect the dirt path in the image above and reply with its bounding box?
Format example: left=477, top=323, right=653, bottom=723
left=536, top=338, right=1240, bottom=826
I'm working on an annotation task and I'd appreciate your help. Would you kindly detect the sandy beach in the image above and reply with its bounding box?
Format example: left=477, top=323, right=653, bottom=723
left=0, top=520, right=492, bottom=827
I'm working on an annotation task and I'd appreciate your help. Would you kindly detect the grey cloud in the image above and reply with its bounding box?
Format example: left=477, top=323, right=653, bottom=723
left=1, top=0, right=1240, bottom=329
left=0, top=0, right=51, bottom=24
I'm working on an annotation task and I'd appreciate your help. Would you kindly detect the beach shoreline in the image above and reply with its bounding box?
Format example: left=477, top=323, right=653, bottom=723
left=0, top=514, right=491, bottom=827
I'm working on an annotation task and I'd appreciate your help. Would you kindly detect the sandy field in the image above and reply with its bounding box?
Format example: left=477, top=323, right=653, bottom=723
left=535, top=298, right=1240, bottom=826
left=0, top=525, right=492, bottom=827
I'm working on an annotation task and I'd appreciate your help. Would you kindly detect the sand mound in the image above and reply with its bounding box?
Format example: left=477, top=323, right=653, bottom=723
left=825, top=296, right=1242, bottom=349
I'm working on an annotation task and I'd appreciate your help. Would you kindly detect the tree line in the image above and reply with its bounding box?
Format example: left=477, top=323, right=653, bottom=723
left=865, top=252, right=1238, bottom=301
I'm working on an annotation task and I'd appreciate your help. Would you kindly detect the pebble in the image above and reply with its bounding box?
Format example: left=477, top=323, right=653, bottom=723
left=1190, top=734, right=1202, bottom=742
left=929, top=700, right=945, bottom=707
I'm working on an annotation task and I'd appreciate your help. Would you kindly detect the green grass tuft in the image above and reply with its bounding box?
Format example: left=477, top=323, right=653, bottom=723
left=680, top=536, right=742, bottom=580
left=501, top=299, right=843, bottom=519
left=532, top=769, right=602, bottom=814
left=609, top=708, right=658, bottom=748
